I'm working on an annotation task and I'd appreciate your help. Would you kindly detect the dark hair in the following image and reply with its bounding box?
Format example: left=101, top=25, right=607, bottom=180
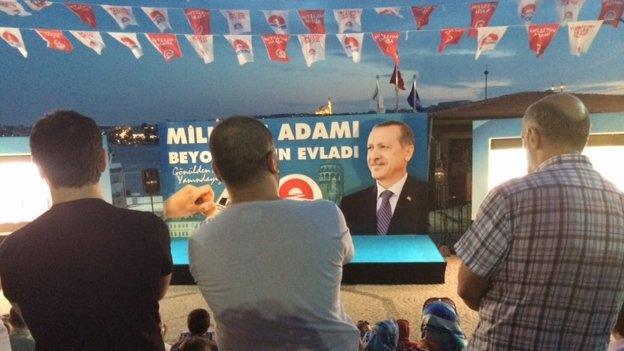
left=188, top=309, right=210, bottom=336
left=373, top=120, right=415, bottom=146
left=615, top=308, right=624, bottom=336
left=29, top=110, right=104, bottom=188
left=209, top=117, right=274, bottom=187
left=179, top=336, right=211, bottom=351
left=8, top=308, right=26, bottom=329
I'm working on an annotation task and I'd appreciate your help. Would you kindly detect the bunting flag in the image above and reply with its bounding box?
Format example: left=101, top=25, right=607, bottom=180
left=145, top=33, right=182, bottom=62
left=184, top=9, right=211, bottom=35
left=23, top=0, right=51, bottom=11
left=568, top=20, right=602, bottom=56
left=185, top=34, right=214, bottom=64
left=469, top=2, right=499, bottom=37
left=70, top=30, right=105, bottom=54
left=372, top=31, right=400, bottom=64
left=101, top=5, right=137, bottom=30
left=438, top=28, right=465, bottom=53
left=557, top=0, right=586, bottom=24
left=297, top=34, right=325, bottom=67
left=263, top=10, right=289, bottom=34
left=475, top=26, right=507, bottom=59
left=333, top=9, right=363, bottom=34
left=372, top=79, right=384, bottom=113
left=66, top=3, right=97, bottom=29
left=389, top=65, right=405, bottom=90
left=528, top=23, right=559, bottom=57
left=407, top=79, right=424, bottom=112
left=374, top=7, right=403, bottom=18
left=598, top=0, right=624, bottom=27
left=411, top=6, right=436, bottom=30
left=109, top=32, right=143, bottom=59
left=0, top=27, right=27, bottom=57
left=336, top=33, right=363, bottom=63
left=224, top=35, right=254, bottom=65
left=299, top=9, right=326, bottom=34
left=518, top=0, right=538, bottom=23
left=36, top=29, right=73, bottom=53
left=221, top=10, right=251, bottom=35
left=262, top=34, right=289, bottom=62
left=142, top=7, right=172, bottom=32
left=0, top=0, right=31, bottom=16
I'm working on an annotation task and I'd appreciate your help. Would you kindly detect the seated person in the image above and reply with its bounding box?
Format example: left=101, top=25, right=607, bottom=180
left=364, top=319, right=399, bottom=351
left=416, top=298, right=466, bottom=351
left=397, top=319, right=419, bottom=351
left=357, top=320, right=372, bottom=344
left=171, top=309, right=215, bottom=351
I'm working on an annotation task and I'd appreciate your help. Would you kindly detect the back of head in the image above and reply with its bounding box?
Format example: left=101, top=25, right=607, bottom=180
left=421, top=300, right=467, bottom=350
left=29, top=110, right=104, bottom=188
left=187, top=308, right=210, bottom=336
left=209, top=117, right=274, bottom=187
left=373, top=120, right=415, bottom=147
left=364, top=319, right=399, bottom=351
left=179, top=336, right=211, bottom=351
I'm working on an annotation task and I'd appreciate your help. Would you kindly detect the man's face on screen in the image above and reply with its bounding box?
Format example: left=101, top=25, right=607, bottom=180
left=367, top=125, right=413, bottom=187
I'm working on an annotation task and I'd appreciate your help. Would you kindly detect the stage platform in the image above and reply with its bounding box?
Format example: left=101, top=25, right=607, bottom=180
left=171, top=235, right=446, bottom=285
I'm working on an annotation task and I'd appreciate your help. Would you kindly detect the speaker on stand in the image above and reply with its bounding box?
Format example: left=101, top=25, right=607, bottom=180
left=141, top=168, right=160, bottom=213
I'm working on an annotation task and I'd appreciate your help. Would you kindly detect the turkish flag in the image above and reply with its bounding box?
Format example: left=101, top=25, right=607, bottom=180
left=389, top=65, right=405, bottom=90
left=145, top=33, right=182, bottom=62
left=184, top=9, right=211, bottom=35
left=411, top=5, right=436, bottom=30
left=598, top=0, right=624, bottom=27
left=36, top=29, right=73, bottom=53
left=528, top=24, right=559, bottom=57
left=262, top=34, right=289, bottom=62
left=299, top=9, right=325, bottom=34
left=438, top=28, right=464, bottom=53
left=66, top=3, right=97, bottom=29
left=372, top=31, right=400, bottom=64
left=469, top=2, right=498, bottom=37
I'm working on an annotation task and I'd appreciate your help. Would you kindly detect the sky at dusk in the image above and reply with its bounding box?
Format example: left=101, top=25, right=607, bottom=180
left=1, top=0, right=623, bottom=126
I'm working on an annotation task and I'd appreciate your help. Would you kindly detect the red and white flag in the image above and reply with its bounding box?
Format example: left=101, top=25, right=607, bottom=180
left=333, top=9, right=362, bottom=33
left=336, top=33, right=363, bottom=63
left=70, top=30, right=105, bottom=54
left=438, top=28, right=465, bottom=53
left=411, top=6, right=436, bottom=30
left=184, top=9, right=211, bottom=35
left=475, top=26, right=507, bottom=59
left=598, top=0, right=624, bottom=27
left=66, top=3, right=97, bottom=29
left=0, top=27, right=27, bottom=57
left=101, top=5, right=137, bottom=30
left=145, top=33, right=182, bottom=62
left=109, top=32, right=142, bottom=59
left=567, top=20, right=602, bottom=56
left=263, top=10, right=289, bottom=34
left=262, top=34, right=289, bottom=63
left=221, top=10, right=251, bottom=35
left=0, top=0, right=31, bottom=16
left=36, top=29, right=73, bottom=53
left=469, top=2, right=498, bottom=37
left=185, top=34, right=213, bottom=64
left=557, top=0, right=586, bottom=24
left=372, top=31, right=400, bottom=64
left=23, top=0, right=51, bottom=11
left=518, top=0, right=538, bottom=23
left=528, top=23, right=559, bottom=57
left=142, top=7, right=172, bottom=32
left=225, top=35, right=254, bottom=65
left=297, top=34, right=325, bottom=67
left=299, top=9, right=326, bottom=34
left=374, top=7, right=403, bottom=18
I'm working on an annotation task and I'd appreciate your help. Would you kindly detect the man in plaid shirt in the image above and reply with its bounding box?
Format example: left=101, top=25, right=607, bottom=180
left=455, top=93, right=624, bottom=350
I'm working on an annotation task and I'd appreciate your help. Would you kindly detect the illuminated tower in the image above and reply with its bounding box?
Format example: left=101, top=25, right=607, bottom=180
left=318, top=161, right=344, bottom=204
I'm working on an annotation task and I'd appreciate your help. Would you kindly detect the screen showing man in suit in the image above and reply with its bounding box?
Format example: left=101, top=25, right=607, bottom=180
left=339, top=121, right=429, bottom=235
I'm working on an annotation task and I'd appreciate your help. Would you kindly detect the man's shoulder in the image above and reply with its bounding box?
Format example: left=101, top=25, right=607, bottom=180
left=340, top=185, right=374, bottom=205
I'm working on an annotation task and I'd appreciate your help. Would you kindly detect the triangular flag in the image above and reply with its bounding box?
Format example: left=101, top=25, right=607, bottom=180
left=411, top=6, right=436, bottom=30
left=408, top=80, right=424, bottom=112
left=36, top=29, right=73, bottom=53
left=336, top=33, right=363, bottom=63
left=263, top=10, right=289, bottom=34
left=374, top=7, right=403, bottom=18
left=145, top=33, right=182, bottom=63
left=598, top=0, right=624, bottom=27
left=297, top=34, right=326, bottom=67
left=390, top=65, right=405, bottom=90
left=299, top=9, right=326, bottom=34
left=557, top=0, right=586, bottom=24
left=101, top=5, right=137, bottom=30
left=518, top=0, right=538, bottom=23
left=372, top=31, right=400, bottom=64
left=70, top=30, right=105, bottom=54
left=109, top=32, right=142, bottom=59
left=221, top=10, right=252, bottom=35
left=66, top=3, right=97, bottom=29
left=475, top=26, right=507, bottom=59
left=0, top=27, right=27, bottom=57
left=185, top=34, right=214, bottom=64
left=469, top=2, right=498, bottom=37
left=142, top=7, right=172, bottom=32
left=438, top=28, right=465, bottom=53
left=0, top=0, right=31, bottom=16
left=262, top=34, right=289, bottom=63
left=23, top=0, right=51, bottom=11
left=372, top=80, right=385, bottom=113
left=184, top=9, right=211, bottom=35
left=224, top=35, right=254, bottom=65
left=567, top=20, right=602, bottom=56
left=528, top=23, right=559, bottom=57
left=333, top=9, right=362, bottom=34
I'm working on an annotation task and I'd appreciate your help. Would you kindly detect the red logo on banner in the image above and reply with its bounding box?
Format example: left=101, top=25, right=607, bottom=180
left=2, top=31, right=19, bottom=46
left=184, top=9, right=211, bottom=35
left=411, top=6, right=436, bottom=30
left=438, top=28, right=464, bottom=53
left=343, top=36, right=360, bottom=52
left=469, top=2, right=498, bottom=37
left=372, top=31, right=400, bottom=64
left=278, top=174, right=322, bottom=200
left=299, top=9, right=325, bottom=34
left=528, top=24, right=559, bottom=57
left=599, top=0, right=624, bottom=27
left=36, top=29, right=73, bottom=52
left=521, top=4, right=537, bottom=21
left=262, top=34, right=289, bottom=62
left=66, top=3, right=97, bottom=29
left=146, top=33, right=182, bottom=62
left=233, top=39, right=251, bottom=53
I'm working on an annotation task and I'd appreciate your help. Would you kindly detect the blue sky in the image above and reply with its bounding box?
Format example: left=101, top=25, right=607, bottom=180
left=0, top=0, right=623, bottom=125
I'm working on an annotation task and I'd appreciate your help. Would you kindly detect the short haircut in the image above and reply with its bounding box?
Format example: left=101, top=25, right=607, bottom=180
left=187, top=308, right=210, bottom=335
left=209, top=117, right=274, bottom=187
left=373, top=120, right=415, bottom=146
left=524, top=93, right=590, bottom=151
left=29, top=110, right=103, bottom=188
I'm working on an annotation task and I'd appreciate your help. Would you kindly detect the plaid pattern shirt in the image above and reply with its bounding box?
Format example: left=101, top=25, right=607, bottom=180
left=456, top=153, right=624, bottom=350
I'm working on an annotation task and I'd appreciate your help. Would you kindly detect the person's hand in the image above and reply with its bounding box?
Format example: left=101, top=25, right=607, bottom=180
left=163, top=185, right=217, bottom=219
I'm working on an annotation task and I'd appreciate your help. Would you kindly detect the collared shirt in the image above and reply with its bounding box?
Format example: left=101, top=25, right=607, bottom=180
left=455, top=153, right=624, bottom=351
left=376, top=173, right=408, bottom=215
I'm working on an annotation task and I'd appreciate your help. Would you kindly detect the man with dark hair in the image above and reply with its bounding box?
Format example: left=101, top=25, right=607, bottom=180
left=340, top=120, right=429, bottom=235
left=171, top=309, right=215, bottom=351
left=456, top=94, right=624, bottom=350
left=0, top=111, right=173, bottom=351
left=189, top=117, right=359, bottom=350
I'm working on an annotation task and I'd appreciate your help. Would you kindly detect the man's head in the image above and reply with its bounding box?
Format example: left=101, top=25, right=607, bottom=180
left=367, top=121, right=415, bottom=188
left=187, top=308, right=210, bottom=336
left=522, top=93, right=590, bottom=173
left=29, top=110, right=105, bottom=188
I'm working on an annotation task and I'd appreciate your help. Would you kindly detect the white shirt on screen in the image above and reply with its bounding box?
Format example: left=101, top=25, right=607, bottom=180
left=376, top=173, right=408, bottom=215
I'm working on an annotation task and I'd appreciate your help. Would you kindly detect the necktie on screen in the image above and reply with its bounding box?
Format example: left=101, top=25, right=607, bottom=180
left=377, top=190, right=394, bottom=235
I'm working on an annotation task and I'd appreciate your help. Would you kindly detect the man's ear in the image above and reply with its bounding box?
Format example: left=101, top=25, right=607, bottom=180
left=404, top=144, right=415, bottom=162
left=267, top=150, right=279, bottom=175
left=98, top=149, right=107, bottom=173
left=31, top=156, right=48, bottom=181
left=527, top=127, right=542, bottom=150
left=212, top=162, right=223, bottom=182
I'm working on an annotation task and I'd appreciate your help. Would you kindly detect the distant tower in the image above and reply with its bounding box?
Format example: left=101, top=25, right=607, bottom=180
left=318, top=161, right=344, bottom=203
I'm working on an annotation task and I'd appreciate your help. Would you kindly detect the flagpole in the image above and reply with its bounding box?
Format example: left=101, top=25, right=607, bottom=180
left=395, top=71, right=399, bottom=112
left=412, top=74, right=417, bottom=113
left=375, top=75, right=381, bottom=113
